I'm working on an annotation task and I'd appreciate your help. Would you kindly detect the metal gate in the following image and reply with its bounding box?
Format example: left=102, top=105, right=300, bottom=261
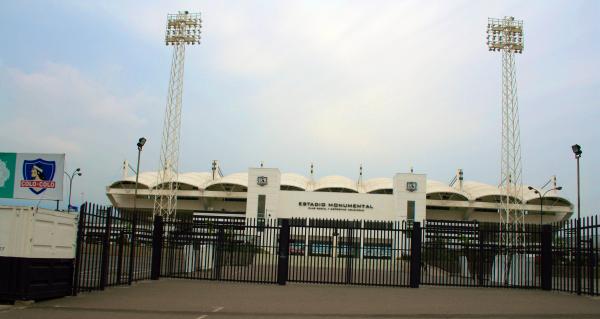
left=287, top=219, right=413, bottom=287
left=73, top=203, right=153, bottom=294
left=421, top=220, right=542, bottom=288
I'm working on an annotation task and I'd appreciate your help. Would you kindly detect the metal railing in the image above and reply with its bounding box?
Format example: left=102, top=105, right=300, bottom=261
left=72, top=202, right=600, bottom=296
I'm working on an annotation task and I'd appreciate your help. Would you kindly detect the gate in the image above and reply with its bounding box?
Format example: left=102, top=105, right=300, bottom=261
left=72, top=203, right=153, bottom=294
left=420, top=220, right=542, bottom=288
left=287, top=219, right=413, bottom=287
left=159, top=217, right=280, bottom=283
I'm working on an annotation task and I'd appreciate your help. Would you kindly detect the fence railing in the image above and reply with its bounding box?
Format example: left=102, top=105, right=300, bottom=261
left=72, top=203, right=153, bottom=294
left=72, top=203, right=600, bottom=296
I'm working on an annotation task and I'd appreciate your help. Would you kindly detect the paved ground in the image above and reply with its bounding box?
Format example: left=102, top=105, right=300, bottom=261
left=1, top=279, right=600, bottom=318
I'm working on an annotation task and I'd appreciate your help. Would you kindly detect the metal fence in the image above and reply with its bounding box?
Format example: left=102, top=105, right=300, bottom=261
left=159, top=217, right=280, bottom=283
left=421, top=220, right=542, bottom=289
left=72, top=203, right=153, bottom=294
left=287, top=219, right=413, bottom=287
left=72, top=203, right=600, bottom=297
left=551, top=216, right=600, bottom=295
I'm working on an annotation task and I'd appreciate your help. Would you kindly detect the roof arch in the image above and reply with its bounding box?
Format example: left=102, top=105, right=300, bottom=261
left=426, top=180, right=470, bottom=201
left=204, top=172, right=248, bottom=192
left=108, top=171, right=159, bottom=189
left=462, top=181, right=522, bottom=203
left=314, top=175, right=358, bottom=193
left=281, top=173, right=310, bottom=191
left=524, top=187, right=572, bottom=207
left=363, top=178, right=393, bottom=194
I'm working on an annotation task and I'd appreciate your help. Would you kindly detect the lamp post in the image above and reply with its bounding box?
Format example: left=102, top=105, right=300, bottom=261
left=133, top=137, right=147, bottom=213
left=64, top=168, right=82, bottom=212
left=527, top=186, right=563, bottom=226
left=571, top=144, right=582, bottom=295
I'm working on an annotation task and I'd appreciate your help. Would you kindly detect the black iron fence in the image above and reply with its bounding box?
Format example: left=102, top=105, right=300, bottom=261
left=551, top=216, right=599, bottom=295
left=72, top=203, right=153, bottom=294
left=287, top=219, right=414, bottom=287
left=421, top=220, right=542, bottom=289
left=72, top=203, right=600, bottom=297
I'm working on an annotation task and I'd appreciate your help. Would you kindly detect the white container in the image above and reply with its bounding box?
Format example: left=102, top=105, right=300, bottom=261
left=0, top=206, right=77, bottom=259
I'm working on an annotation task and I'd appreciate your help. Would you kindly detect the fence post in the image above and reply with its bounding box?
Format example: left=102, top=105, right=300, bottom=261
left=99, top=207, right=112, bottom=290
left=151, top=215, right=164, bottom=280
left=410, top=221, right=422, bottom=288
left=345, top=227, right=354, bottom=284
left=588, top=238, right=595, bottom=295
left=541, top=224, right=552, bottom=291
left=72, top=202, right=87, bottom=296
left=214, top=226, right=225, bottom=280
left=478, top=229, right=484, bottom=286
left=128, top=212, right=138, bottom=285
left=278, top=219, right=291, bottom=285
left=116, top=231, right=125, bottom=285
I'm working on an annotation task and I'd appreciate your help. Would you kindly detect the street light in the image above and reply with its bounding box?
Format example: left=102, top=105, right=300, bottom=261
left=527, top=185, right=563, bottom=226
left=64, top=168, right=82, bottom=212
left=133, top=137, right=147, bottom=214
left=571, top=144, right=582, bottom=295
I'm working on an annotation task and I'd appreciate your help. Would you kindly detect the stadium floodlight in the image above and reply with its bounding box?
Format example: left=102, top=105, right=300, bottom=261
left=165, top=11, right=202, bottom=45
left=486, top=16, right=525, bottom=261
left=154, top=11, right=201, bottom=218
left=486, top=17, right=524, bottom=54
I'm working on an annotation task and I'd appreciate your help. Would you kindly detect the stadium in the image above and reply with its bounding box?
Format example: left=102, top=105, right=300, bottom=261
left=106, top=165, right=573, bottom=224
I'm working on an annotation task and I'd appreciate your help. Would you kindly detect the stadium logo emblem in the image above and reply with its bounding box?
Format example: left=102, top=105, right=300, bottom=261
left=21, top=159, right=56, bottom=195
left=406, top=181, right=418, bottom=192
left=257, top=176, right=268, bottom=186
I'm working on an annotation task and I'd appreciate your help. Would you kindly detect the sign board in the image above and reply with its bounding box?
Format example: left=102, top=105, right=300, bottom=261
left=0, top=153, right=65, bottom=200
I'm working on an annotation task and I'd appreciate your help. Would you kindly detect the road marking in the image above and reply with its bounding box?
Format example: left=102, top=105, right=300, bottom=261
left=196, top=315, right=208, bottom=319
left=212, top=306, right=224, bottom=312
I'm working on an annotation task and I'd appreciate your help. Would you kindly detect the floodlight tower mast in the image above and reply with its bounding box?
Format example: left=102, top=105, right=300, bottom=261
left=153, top=11, right=201, bottom=217
left=486, top=17, right=525, bottom=248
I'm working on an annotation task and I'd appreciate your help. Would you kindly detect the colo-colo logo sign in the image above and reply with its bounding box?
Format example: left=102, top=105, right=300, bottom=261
left=21, top=158, right=56, bottom=194
left=0, top=153, right=64, bottom=200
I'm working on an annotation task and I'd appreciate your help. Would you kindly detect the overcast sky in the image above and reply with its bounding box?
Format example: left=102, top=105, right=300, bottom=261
left=0, top=1, right=598, bottom=215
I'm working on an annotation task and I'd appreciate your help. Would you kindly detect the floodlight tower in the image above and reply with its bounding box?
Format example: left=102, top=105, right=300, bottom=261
left=153, top=11, right=201, bottom=217
left=486, top=17, right=525, bottom=248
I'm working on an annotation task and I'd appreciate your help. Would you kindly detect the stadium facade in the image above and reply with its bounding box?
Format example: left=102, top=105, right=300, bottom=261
left=106, top=166, right=573, bottom=224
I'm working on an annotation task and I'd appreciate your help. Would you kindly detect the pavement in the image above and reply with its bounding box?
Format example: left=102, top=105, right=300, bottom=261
left=1, top=279, right=600, bottom=318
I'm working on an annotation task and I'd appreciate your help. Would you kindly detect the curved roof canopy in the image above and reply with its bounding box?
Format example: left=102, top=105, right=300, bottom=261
left=281, top=173, right=311, bottom=191
left=204, top=173, right=248, bottom=192
left=107, top=172, right=571, bottom=207
left=462, top=181, right=522, bottom=203
left=426, top=180, right=469, bottom=201
left=314, top=175, right=358, bottom=193
left=363, top=178, right=393, bottom=194
left=109, top=171, right=159, bottom=189
left=523, top=187, right=572, bottom=207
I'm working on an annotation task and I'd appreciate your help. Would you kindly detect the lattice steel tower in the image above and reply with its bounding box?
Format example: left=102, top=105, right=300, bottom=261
left=486, top=17, right=525, bottom=247
left=153, top=11, right=201, bottom=217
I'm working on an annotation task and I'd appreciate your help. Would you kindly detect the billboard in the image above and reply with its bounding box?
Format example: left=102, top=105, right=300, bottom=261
left=0, top=153, right=65, bottom=200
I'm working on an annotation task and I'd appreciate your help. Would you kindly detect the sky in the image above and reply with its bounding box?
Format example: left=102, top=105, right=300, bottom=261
left=0, top=1, right=598, bottom=215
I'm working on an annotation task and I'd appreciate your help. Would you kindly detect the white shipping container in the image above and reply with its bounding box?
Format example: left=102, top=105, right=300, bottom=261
left=0, top=206, right=77, bottom=259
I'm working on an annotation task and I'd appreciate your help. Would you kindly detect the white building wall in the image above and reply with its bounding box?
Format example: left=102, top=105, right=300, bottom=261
left=246, top=168, right=281, bottom=219
left=393, top=173, right=427, bottom=223
left=278, top=191, right=396, bottom=221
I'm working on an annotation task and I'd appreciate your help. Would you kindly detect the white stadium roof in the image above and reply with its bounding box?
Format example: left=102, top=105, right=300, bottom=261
left=109, top=171, right=571, bottom=206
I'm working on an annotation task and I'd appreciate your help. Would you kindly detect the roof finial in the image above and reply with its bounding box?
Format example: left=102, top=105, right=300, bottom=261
left=358, top=163, right=363, bottom=185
